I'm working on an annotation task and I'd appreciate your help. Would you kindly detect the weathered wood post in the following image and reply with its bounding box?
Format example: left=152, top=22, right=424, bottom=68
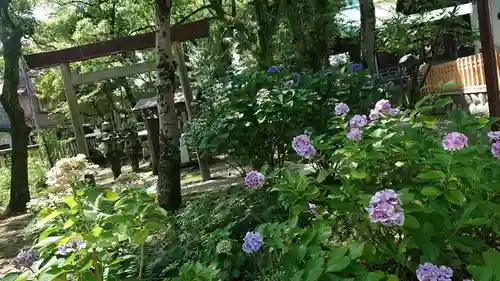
left=144, top=109, right=160, bottom=175
left=172, top=42, right=211, bottom=181
left=59, top=63, right=89, bottom=156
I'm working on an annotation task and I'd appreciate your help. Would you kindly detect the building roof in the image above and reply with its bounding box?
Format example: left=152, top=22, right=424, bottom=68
left=396, top=0, right=470, bottom=15
left=132, top=88, right=196, bottom=111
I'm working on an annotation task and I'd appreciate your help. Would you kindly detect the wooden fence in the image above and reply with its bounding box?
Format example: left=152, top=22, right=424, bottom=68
left=0, top=135, right=100, bottom=169
left=425, top=50, right=500, bottom=93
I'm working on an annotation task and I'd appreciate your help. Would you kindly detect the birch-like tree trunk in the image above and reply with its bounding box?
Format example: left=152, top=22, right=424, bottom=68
left=0, top=26, right=31, bottom=214
left=155, top=0, right=182, bottom=211
left=360, top=0, right=376, bottom=73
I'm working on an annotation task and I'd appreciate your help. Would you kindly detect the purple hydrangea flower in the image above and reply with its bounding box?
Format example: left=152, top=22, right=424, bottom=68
left=347, top=128, right=363, bottom=141
left=292, top=134, right=317, bottom=158
left=57, top=237, right=86, bottom=256
left=491, top=141, right=500, bottom=159
left=375, top=99, right=391, bottom=112
left=442, top=132, right=468, bottom=151
left=416, top=263, right=453, bottom=281
left=308, top=203, right=317, bottom=214
left=369, top=109, right=380, bottom=121
left=349, top=115, right=368, bottom=128
left=12, top=248, right=38, bottom=269
left=463, top=279, right=473, bottom=281
left=388, top=107, right=402, bottom=115
left=244, top=171, right=265, bottom=188
left=334, top=102, right=350, bottom=116
left=348, top=63, right=363, bottom=71
left=267, top=66, right=282, bottom=73
left=487, top=131, right=500, bottom=141
left=242, top=231, right=263, bottom=253
left=367, top=189, right=404, bottom=227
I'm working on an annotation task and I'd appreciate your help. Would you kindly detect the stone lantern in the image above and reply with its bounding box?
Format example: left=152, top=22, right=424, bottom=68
left=122, top=121, right=141, bottom=172
left=99, top=121, right=122, bottom=179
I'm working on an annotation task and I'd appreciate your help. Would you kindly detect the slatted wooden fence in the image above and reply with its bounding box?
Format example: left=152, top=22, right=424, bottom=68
left=425, top=50, right=500, bottom=93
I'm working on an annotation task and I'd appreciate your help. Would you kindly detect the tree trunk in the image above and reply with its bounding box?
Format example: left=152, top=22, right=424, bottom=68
left=359, top=0, right=376, bottom=74
left=155, top=0, right=182, bottom=211
left=1, top=28, right=31, bottom=214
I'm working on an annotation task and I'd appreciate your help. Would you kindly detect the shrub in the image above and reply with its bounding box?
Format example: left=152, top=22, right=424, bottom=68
left=185, top=67, right=385, bottom=171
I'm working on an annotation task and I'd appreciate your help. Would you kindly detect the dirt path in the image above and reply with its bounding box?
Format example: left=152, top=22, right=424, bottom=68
left=0, top=214, right=33, bottom=276
left=0, top=162, right=241, bottom=276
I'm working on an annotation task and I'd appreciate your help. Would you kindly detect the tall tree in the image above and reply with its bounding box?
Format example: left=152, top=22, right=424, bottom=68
left=0, top=0, right=35, bottom=214
left=155, top=0, right=182, bottom=211
left=359, top=0, right=376, bottom=73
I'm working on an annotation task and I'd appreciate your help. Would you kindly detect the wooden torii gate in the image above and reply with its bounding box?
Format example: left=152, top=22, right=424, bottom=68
left=23, top=19, right=209, bottom=156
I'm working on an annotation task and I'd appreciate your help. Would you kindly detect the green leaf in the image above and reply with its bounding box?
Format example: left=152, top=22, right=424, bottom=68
left=305, top=257, right=324, bottom=281
left=104, top=190, right=119, bottom=201
left=35, top=236, right=63, bottom=248
left=63, top=196, right=78, bottom=209
left=444, top=190, right=466, bottom=206
left=420, top=186, right=442, bottom=197
left=316, top=226, right=332, bottom=243
left=404, top=215, right=420, bottom=229
left=92, top=226, right=103, bottom=237
left=417, top=170, right=446, bottom=181
left=63, top=218, right=75, bottom=229
left=42, top=210, right=64, bottom=222
left=316, top=169, right=330, bottom=183
left=83, top=210, right=99, bottom=221
left=0, top=272, right=21, bottom=281
left=369, top=128, right=384, bottom=138
left=464, top=218, right=489, bottom=226
left=329, top=247, right=348, bottom=260
left=38, top=268, right=64, bottom=281
left=290, top=270, right=304, bottom=281
left=364, top=271, right=385, bottom=281
left=351, top=170, right=369, bottom=179
left=467, top=265, right=493, bottom=281
left=349, top=241, right=365, bottom=259
left=387, top=274, right=399, bottom=281
left=421, top=241, right=440, bottom=263
left=325, top=256, right=350, bottom=272
left=131, top=229, right=148, bottom=244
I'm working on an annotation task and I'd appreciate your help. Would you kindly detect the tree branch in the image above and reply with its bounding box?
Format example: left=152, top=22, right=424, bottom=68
left=175, top=4, right=213, bottom=25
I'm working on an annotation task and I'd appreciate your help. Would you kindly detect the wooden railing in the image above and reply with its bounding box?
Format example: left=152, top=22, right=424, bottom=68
left=425, top=50, right=500, bottom=93
left=0, top=135, right=100, bottom=169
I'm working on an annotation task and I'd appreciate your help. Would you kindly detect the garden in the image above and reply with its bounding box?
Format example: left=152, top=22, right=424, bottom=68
left=0, top=0, right=498, bottom=280
left=4, top=66, right=500, bottom=281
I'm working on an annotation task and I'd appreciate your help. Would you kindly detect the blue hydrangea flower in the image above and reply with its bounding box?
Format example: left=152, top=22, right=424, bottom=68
left=348, top=63, right=363, bottom=71
left=244, top=171, right=265, bottom=188
left=57, top=237, right=86, bottom=256
left=334, top=102, right=350, bottom=116
left=12, top=248, right=38, bottom=269
left=347, top=128, right=363, bottom=141
left=242, top=231, right=263, bottom=253
left=367, top=189, right=404, bottom=227
left=308, top=203, right=317, bottom=214
left=369, top=109, right=380, bottom=121
left=292, top=134, right=317, bottom=158
left=416, top=263, right=453, bottom=281
left=267, top=66, right=283, bottom=73
left=349, top=115, right=368, bottom=128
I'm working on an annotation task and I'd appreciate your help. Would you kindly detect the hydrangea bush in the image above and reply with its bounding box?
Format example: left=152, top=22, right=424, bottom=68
left=234, top=97, right=500, bottom=281
left=185, top=67, right=385, bottom=170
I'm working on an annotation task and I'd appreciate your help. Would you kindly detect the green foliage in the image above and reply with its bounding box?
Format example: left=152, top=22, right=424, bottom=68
left=0, top=153, right=48, bottom=209
left=186, top=68, right=385, bottom=170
